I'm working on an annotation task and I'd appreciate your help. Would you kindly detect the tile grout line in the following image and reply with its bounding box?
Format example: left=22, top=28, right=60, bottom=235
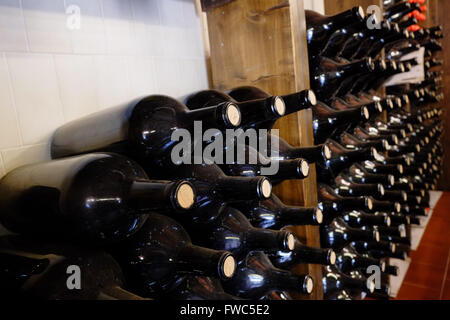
left=3, top=52, right=24, bottom=147
left=51, top=54, right=68, bottom=124
left=439, top=248, right=450, bottom=300
left=18, top=0, right=31, bottom=52
left=0, top=49, right=206, bottom=61
left=402, top=281, right=443, bottom=291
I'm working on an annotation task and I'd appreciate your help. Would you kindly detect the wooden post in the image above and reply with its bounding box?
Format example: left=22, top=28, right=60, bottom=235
left=202, top=0, right=322, bottom=299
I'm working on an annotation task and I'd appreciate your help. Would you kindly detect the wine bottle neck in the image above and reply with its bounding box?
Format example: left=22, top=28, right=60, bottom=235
left=280, top=90, right=317, bottom=115
left=292, top=244, right=335, bottom=265
left=279, top=206, right=323, bottom=226
left=271, top=269, right=313, bottom=294
left=216, top=176, right=272, bottom=201
left=347, top=227, right=378, bottom=243
left=246, top=229, right=295, bottom=253
left=183, top=103, right=241, bottom=130
left=177, top=244, right=235, bottom=280
left=327, top=7, right=364, bottom=31
left=236, top=97, right=285, bottom=128
left=288, top=145, right=330, bottom=163
left=341, top=275, right=369, bottom=292
left=339, top=59, right=374, bottom=77
left=128, top=180, right=195, bottom=212
left=271, top=159, right=310, bottom=181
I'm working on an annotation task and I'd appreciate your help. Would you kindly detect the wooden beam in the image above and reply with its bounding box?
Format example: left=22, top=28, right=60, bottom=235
left=200, top=0, right=236, bottom=12
left=205, top=0, right=322, bottom=299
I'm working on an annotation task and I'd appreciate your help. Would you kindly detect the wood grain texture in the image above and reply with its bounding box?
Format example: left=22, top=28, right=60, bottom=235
left=201, top=0, right=236, bottom=11
left=205, top=0, right=322, bottom=299
left=424, top=0, right=439, bottom=29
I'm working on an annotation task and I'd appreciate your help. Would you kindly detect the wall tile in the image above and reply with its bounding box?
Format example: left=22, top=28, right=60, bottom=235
left=130, top=0, right=163, bottom=56
left=2, top=143, right=50, bottom=173
left=67, top=0, right=107, bottom=54
left=0, top=54, right=21, bottom=149
left=6, top=53, right=64, bottom=145
left=94, top=55, right=131, bottom=110
left=54, top=54, right=99, bottom=121
left=158, top=0, right=185, bottom=58
left=180, top=0, right=203, bottom=58
left=22, top=0, right=72, bottom=53
left=195, top=58, right=210, bottom=89
left=178, top=58, right=204, bottom=97
left=0, top=1, right=208, bottom=173
left=157, top=0, right=184, bottom=28
left=0, top=0, right=28, bottom=51
left=101, top=0, right=135, bottom=55
left=154, top=56, right=181, bottom=97
left=127, top=56, right=157, bottom=98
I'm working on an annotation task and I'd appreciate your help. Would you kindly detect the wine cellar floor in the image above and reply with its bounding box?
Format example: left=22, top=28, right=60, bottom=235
left=396, top=192, right=450, bottom=300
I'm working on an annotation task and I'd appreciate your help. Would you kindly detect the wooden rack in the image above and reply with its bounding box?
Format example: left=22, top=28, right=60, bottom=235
left=197, top=0, right=445, bottom=300
left=198, top=0, right=321, bottom=299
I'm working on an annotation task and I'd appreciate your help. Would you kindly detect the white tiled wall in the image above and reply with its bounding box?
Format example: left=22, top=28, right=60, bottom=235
left=0, top=0, right=209, bottom=177
left=304, top=0, right=325, bottom=14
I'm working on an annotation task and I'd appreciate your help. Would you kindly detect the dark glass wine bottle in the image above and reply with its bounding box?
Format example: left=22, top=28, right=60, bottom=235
left=306, top=7, right=366, bottom=59
left=227, top=86, right=317, bottom=117
left=233, top=194, right=323, bottom=229
left=340, top=131, right=389, bottom=152
left=219, top=145, right=310, bottom=184
left=321, top=218, right=380, bottom=250
left=319, top=184, right=374, bottom=214
left=313, top=102, right=370, bottom=144
left=51, top=95, right=242, bottom=164
left=262, top=134, right=332, bottom=163
left=384, top=1, right=415, bottom=20
left=347, top=164, right=396, bottom=187
left=0, top=153, right=195, bottom=243
left=336, top=246, right=385, bottom=273
left=351, top=240, right=396, bottom=259
left=185, top=206, right=296, bottom=260
left=183, top=89, right=285, bottom=130
left=367, top=282, right=391, bottom=300
left=319, top=17, right=369, bottom=59
left=0, top=236, right=148, bottom=300
left=262, top=291, right=293, bottom=300
left=325, top=289, right=353, bottom=300
left=334, top=175, right=385, bottom=198
left=318, top=140, right=378, bottom=183
left=353, top=126, right=399, bottom=146
left=112, top=214, right=236, bottom=298
left=269, top=241, right=336, bottom=269
left=163, top=276, right=239, bottom=300
left=311, top=57, right=375, bottom=100
left=358, top=161, right=404, bottom=178
left=345, top=270, right=375, bottom=300
left=223, top=251, right=314, bottom=299
left=344, top=21, right=396, bottom=60
left=341, top=211, right=391, bottom=228
left=322, top=265, right=373, bottom=299
left=156, top=163, right=272, bottom=223
left=370, top=197, right=402, bottom=214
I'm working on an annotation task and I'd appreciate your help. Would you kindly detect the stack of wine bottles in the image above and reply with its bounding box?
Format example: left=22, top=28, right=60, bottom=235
left=305, top=0, right=444, bottom=300
left=0, top=73, right=330, bottom=299
left=0, top=0, right=443, bottom=301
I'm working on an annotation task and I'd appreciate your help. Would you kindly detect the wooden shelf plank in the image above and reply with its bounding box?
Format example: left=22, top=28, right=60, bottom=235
left=204, top=0, right=322, bottom=300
